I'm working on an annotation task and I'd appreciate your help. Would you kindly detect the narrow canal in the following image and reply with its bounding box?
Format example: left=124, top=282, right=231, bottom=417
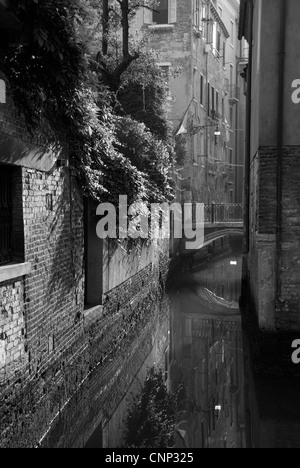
left=169, top=236, right=245, bottom=448
left=85, top=235, right=245, bottom=448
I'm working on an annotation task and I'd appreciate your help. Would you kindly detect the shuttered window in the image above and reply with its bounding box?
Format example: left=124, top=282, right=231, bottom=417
left=153, top=0, right=168, bottom=24
left=145, top=0, right=177, bottom=24
left=0, top=165, right=12, bottom=265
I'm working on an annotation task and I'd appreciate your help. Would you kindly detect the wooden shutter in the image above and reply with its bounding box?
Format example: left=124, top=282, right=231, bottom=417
left=144, top=5, right=153, bottom=24
left=169, top=0, right=177, bottom=23
left=0, top=79, right=6, bottom=103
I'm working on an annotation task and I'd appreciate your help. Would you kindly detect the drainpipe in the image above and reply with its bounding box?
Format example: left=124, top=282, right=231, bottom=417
left=276, top=0, right=287, bottom=306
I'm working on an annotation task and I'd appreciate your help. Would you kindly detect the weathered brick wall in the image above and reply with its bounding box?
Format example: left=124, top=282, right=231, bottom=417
left=0, top=165, right=86, bottom=447
left=37, top=259, right=169, bottom=449
left=246, top=145, right=300, bottom=333
left=22, top=167, right=84, bottom=377
left=279, top=146, right=300, bottom=331
left=0, top=69, right=171, bottom=449
left=0, top=279, right=27, bottom=382
left=0, top=235, right=169, bottom=448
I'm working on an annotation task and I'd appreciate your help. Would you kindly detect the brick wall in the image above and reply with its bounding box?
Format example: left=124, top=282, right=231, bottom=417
left=0, top=165, right=86, bottom=447
left=0, top=279, right=27, bottom=382
left=22, top=167, right=84, bottom=377
left=246, top=145, right=300, bottom=333
left=35, top=260, right=169, bottom=449
left=0, top=176, right=169, bottom=448
left=279, top=146, right=300, bottom=331
left=0, top=69, right=171, bottom=449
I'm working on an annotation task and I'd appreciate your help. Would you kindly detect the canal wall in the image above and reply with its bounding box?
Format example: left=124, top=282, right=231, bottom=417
left=0, top=71, right=171, bottom=448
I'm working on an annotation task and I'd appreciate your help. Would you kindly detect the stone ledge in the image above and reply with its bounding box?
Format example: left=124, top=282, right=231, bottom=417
left=0, top=262, right=31, bottom=283
left=148, top=24, right=175, bottom=31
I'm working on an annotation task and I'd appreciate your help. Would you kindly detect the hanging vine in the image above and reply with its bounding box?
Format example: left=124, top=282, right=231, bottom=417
left=3, top=0, right=175, bottom=206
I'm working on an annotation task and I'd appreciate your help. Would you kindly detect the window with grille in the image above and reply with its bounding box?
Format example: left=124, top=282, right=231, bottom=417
left=0, top=164, right=24, bottom=266
left=0, top=165, right=13, bottom=265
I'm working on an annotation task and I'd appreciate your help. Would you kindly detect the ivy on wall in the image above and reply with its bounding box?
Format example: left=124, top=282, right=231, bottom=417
left=4, top=0, right=175, bottom=206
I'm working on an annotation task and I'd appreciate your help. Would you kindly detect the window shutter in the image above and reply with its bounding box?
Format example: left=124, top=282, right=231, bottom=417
left=144, top=5, right=153, bottom=24
left=0, top=79, right=6, bottom=103
left=169, top=0, right=177, bottom=23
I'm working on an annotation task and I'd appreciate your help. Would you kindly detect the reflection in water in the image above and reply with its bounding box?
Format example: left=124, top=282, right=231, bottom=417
left=169, top=239, right=245, bottom=448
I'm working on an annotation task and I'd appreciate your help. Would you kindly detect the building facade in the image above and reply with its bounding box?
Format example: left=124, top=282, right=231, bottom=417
left=0, top=1, right=170, bottom=448
left=136, top=0, right=246, bottom=207
left=239, top=0, right=300, bottom=333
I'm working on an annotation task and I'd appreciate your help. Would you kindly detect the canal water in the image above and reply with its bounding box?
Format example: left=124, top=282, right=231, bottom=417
left=169, top=236, right=245, bottom=448
left=88, top=235, right=245, bottom=448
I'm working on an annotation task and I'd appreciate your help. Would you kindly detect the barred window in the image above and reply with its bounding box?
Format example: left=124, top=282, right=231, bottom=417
left=0, top=164, right=24, bottom=266
left=0, top=165, right=13, bottom=265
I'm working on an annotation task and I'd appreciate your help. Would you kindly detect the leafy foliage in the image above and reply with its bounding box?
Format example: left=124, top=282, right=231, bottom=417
left=124, top=368, right=178, bottom=448
left=115, top=117, right=174, bottom=203
left=6, top=0, right=86, bottom=130
left=4, top=0, right=175, bottom=205
left=118, top=53, right=171, bottom=142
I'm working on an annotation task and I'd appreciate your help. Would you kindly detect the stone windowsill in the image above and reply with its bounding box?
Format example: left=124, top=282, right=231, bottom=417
left=148, top=24, right=175, bottom=31
left=0, top=262, right=31, bottom=284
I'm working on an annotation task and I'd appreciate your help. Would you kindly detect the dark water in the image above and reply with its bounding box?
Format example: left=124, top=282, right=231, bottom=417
left=85, top=237, right=246, bottom=448
left=169, top=240, right=245, bottom=448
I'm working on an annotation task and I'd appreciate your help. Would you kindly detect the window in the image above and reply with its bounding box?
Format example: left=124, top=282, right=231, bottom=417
left=212, top=23, right=221, bottom=57
left=150, top=0, right=177, bottom=25
left=200, top=131, right=204, bottom=156
left=230, top=106, right=234, bottom=128
left=200, top=74, right=204, bottom=105
left=84, top=198, right=104, bottom=307
left=216, top=31, right=221, bottom=56
left=194, top=0, right=201, bottom=30
left=222, top=98, right=225, bottom=120
left=193, top=133, right=198, bottom=163
left=230, top=20, right=235, bottom=46
left=230, top=63, right=234, bottom=86
left=211, top=86, right=215, bottom=113
left=193, top=66, right=197, bottom=97
left=0, top=164, right=24, bottom=266
left=216, top=91, right=219, bottom=114
left=207, top=83, right=211, bottom=116
left=153, top=0, right=168, bottom=24
left=223, top=42, right=226, bottom=67
left=229, top=148, right=233, bottom=172
left=0, top=165, right=12, bottom=265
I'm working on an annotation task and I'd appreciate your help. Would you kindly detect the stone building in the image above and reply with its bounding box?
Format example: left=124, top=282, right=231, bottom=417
left=0, top=1, right=169, bottom=448
left=239, top=0, right=300, bottom=333
left=135, top=0, right=246, bottom=206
